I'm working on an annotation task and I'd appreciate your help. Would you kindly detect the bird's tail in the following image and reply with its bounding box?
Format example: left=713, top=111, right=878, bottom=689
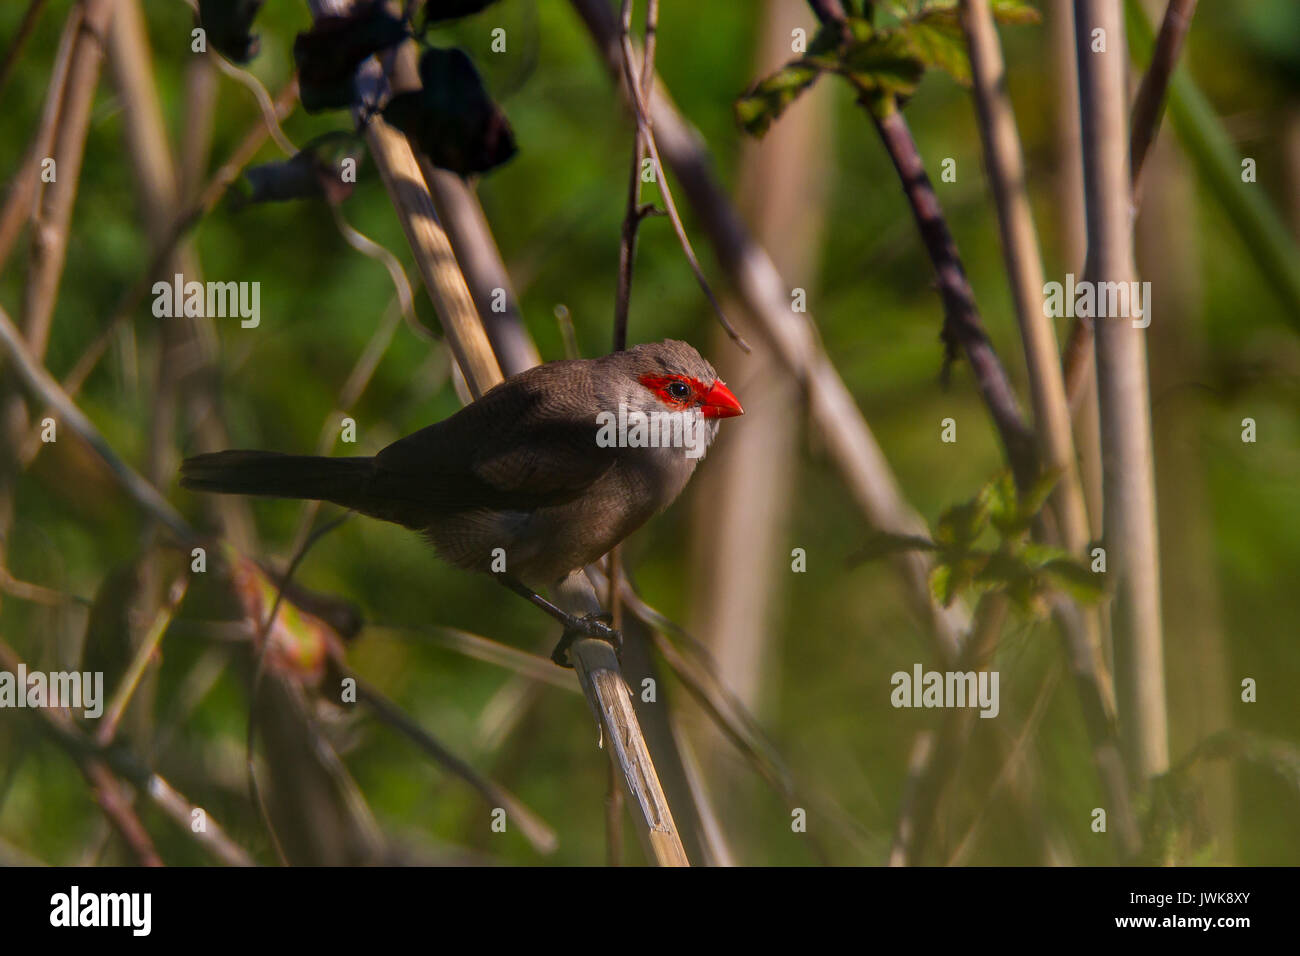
left=180, top=450, right=374, bottom=511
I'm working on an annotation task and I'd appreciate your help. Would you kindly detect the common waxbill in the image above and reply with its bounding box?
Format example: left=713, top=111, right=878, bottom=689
left=181, top=340, right=743, bottom=663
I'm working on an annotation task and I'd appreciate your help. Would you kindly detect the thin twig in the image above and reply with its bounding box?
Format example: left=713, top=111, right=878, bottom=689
left=612, top=0, right=660, bottom=352
left=947, top=659, right=1062, bottom=865
left=22, top=0, right=117, bottom=360
left=887, top=593, right=1008, bottom=865
left=18, top=82, right=299, bottom=471
left=0, top=303, right=194, bottom=542
left=615, top=20, right=750, bottom=352
left=97, top=576, right=189, bottom=746
left=0, top=2, right=79, bottom=270
left=0, top=637, right=254, bottom=866
left=370, top=622, right=579, bottom=691
left=806, top=2, right=1039, bottom=490
left=347, top=669, right=559, bottom=855
left=0, top=0, right=48, bottom=98
left=1129, top=0, right=1199, bottom=205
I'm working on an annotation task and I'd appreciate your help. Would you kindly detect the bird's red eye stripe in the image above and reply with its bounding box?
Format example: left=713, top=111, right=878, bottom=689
left=638, top=374, right=704, bottom=406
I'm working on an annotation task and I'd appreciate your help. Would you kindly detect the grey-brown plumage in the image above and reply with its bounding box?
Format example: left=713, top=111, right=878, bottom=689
left=181, top=340, right=742, bottom=589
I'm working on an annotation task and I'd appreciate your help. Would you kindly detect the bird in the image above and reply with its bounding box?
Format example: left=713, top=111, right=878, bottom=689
left=180, top=339, right=743, bottom=664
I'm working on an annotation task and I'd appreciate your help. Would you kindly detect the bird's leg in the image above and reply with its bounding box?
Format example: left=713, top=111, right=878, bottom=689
left=497, top=575, right=622, bottom=667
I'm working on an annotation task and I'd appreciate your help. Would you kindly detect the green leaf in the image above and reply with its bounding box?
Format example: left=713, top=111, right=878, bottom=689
left=901, top=11, right=971, bottom=86
left=1040, top=558, right=1108, bottom=605
left=929, top=563, right=955, bottom=606
left=974, top=548, right=1030, bottom=585
left=990, top=0, right=1042, bottom=26
left=979, top=471, right=1019, bottom=533
left=734, top=62, right=823, bottom=137
left=1016, top=466, right=1062, bottom=528
left=913, top=0, right=1041, bottom=26
left=936, top=492, right=990, bottom=549
left=930, top=554, right=988, bottom=606
left=837, top=29, right=926, bottom=98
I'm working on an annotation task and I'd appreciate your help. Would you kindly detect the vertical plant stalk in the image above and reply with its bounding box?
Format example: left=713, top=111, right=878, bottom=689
left=0, top=3, right=79, bottom=270
left=22, top=0, right=117, bottom=357
left=1050, top=0, right=1105, bottom=545
left=604, top=1, right=659, bottom=780
left=1064, top=0, right=1201, bottom=407
left=423, top=165, right=541, bottom=376
left=1074, top=0, right=1169, bottom=782
left=960, top=0, right=1092, bottom=558
left=1138, top=124, right=1234, bottom=859
left=0, top=0, right=104, bottom=598
left=961, top=0, right=1113, bottom=738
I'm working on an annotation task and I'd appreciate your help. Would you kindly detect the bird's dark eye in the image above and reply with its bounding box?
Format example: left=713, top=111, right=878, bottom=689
left=667, top=381, right=690, bottom=399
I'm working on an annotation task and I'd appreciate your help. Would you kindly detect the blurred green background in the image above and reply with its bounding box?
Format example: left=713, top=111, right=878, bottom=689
left=1, top=0, right=1297, bottom=865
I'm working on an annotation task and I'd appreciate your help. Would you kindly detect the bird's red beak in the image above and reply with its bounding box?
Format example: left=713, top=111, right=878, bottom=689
left=699, top=380, right=744, bottom=419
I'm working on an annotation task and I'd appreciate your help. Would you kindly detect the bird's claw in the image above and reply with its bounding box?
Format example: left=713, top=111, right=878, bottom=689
left=550, top=613, right=622, bottom=668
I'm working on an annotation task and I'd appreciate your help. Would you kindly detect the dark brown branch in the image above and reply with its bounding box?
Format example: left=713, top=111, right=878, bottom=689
left=871, top=107, right=1039, bottom=489
left=1129, top=0, right=1199, bottom=204
left=804, top=2, right=1036, bottom=486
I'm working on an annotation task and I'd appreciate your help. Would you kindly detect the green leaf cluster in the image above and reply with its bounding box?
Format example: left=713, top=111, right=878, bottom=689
left=852, top=468, right=1105, bottom=616
left=735, top=0, right=1039, bottom=134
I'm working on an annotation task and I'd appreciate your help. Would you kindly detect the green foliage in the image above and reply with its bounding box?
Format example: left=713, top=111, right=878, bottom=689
left=853, top=470, right=1104, bottom=615
left=734, top=0, right=1040, bottom=134
left=734, top=61, right=824, bottom=137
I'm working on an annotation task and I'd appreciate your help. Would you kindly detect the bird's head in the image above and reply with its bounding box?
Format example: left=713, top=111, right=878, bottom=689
left=617, top=339, right=743, bottom=420
left=593, top=340, right=742, bottom=462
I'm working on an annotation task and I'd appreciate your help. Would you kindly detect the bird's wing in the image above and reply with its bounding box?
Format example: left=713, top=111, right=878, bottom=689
left=371, top=363, right=619, bottom=515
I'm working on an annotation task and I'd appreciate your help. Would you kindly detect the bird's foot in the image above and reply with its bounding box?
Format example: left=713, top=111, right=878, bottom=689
left=550, top=612, right=622, bottom=668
